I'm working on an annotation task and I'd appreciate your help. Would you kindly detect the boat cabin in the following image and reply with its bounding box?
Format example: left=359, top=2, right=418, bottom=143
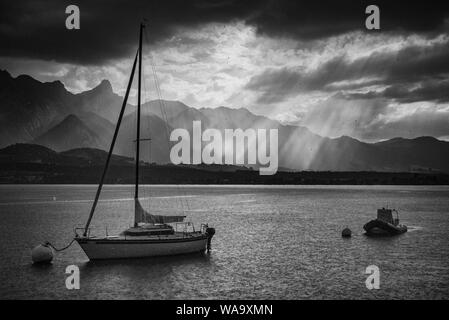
left=121, top=223, right=175, bottom=236
left=377, top=208, right=399, bottom=226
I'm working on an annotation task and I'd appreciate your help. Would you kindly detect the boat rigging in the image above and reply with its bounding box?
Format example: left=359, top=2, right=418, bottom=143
left=73, top=22, right=215, bottom=260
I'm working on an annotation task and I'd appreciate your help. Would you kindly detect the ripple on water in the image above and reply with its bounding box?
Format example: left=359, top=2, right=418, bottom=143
left=0, top=185, right=448, bottom=299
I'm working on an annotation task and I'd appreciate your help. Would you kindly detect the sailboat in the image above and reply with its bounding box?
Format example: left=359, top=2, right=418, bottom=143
left=74, top=23, right=215, bottom=260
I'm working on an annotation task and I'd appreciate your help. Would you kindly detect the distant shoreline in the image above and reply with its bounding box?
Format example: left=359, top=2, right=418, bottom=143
left=2, top=144, right=449, bottom=186
left=2, top=184, right=449, bottom=186
left=1, top=164, right=448, bottom=185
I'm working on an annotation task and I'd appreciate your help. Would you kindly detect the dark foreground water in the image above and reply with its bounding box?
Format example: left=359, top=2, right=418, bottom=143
left=0, top=184, right=448, bottom=299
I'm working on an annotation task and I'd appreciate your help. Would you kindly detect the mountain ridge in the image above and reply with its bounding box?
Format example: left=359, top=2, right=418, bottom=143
left=1, top=70, right=449, bottom=172
left=32, top=114, right=106, bottom=152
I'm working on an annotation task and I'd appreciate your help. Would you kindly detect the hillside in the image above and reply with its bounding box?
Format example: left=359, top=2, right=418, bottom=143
left=1, top=70, right=449, bottom=172
left=0, top=144, right=448, bottom=185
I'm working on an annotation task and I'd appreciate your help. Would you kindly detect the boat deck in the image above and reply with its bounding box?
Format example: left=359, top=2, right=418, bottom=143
left=79, top=231, right=206, bottom=242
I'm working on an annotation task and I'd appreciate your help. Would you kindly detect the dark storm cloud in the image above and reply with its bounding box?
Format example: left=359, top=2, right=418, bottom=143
left=246, top=39, right=449, bottom=104
left=249, top=0, right=449, bottom=40
left=346, top=80, right=449, bottom=103
left=244, top=68, right=303, bottom=104
left=384, top=81, right=449, bottom=103
left=1, top=0, right=449, bottom=65
left=0, top=0, right=260, bottom=64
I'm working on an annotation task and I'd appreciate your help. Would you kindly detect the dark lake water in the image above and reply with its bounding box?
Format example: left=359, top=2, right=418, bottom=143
left=0, top=184, right=448, bottom=299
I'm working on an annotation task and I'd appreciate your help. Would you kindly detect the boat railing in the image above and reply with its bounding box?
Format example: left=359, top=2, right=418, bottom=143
left=174, top=222, right=210, bottom=236
left=74, top=225, right=125, bottom=238
left=75, top=223, right=208, bottom=239
left=200, top=223, right=209, bottom=234
left=175, top=222, right=196, bottom=236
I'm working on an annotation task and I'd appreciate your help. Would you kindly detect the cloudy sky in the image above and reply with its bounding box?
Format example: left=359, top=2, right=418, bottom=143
left=1, top=0, right=449, bottom=141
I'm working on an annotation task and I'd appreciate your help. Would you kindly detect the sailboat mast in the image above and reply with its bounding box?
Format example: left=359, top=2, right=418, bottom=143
left=134, top=23, right=144, bottom=227
left=83, top=50, right=138, bottom=236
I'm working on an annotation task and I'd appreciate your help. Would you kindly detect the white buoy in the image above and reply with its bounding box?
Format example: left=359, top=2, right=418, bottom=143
left=31, top=243, right=54, bottom=264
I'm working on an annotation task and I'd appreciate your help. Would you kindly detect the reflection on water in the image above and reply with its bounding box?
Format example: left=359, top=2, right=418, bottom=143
left=0, top=185, right=448, bottom=299
left=81, top=251, right=214, bottom=276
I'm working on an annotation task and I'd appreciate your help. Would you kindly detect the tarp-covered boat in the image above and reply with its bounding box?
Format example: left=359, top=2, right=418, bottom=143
left=363, top=208, right=407, bottom=236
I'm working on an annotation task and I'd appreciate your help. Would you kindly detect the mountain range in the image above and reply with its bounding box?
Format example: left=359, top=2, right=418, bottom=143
left=1, top=143, right=447, bottom=185
left=1, top=69, right=449, bottom=172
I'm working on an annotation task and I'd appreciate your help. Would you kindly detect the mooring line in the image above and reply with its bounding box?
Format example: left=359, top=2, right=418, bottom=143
left=45, top=238, right=76, bottom=252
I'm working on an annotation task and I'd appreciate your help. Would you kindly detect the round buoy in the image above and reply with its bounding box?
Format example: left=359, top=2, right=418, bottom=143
left=31, top=243, right=54, bottom=264
left=342, top=228, right=352, bottom=238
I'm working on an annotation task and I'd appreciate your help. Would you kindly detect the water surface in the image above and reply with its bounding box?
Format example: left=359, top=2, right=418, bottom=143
left=0, top=184, right=448, bottom=299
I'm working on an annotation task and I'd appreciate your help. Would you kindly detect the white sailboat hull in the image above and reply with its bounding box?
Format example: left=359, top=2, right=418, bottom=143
left=76, top=234, right=209, bottom=260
